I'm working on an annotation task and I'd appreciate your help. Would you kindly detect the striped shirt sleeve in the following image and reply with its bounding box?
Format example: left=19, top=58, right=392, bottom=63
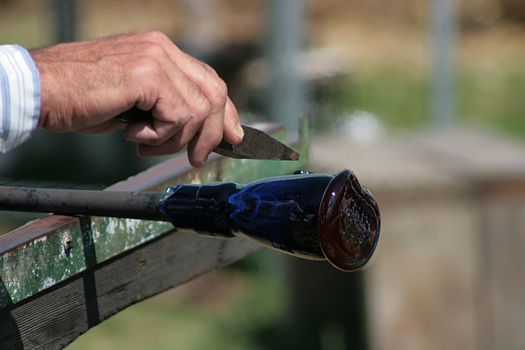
left=0, top=44, right=41, bottom=153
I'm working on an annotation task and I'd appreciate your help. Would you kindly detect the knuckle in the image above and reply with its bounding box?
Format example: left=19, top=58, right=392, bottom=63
left=192, top=99, right=211, bottom=120
left=131, top=56, right=161, bottom=80
left=203, top=129, right=223, bottom=151
left=143, top=42, right=166, bottom=59
left=183, top=60, right=228, bottom=111
left=208, top=79, right=228, bottom=108
left=209, top=131, right=223, bottom=149
left=144, top=30, right=170, bottom=45
left=171, top=102, right=192, bottom=123
left=201, top=62, right=219, bottom=79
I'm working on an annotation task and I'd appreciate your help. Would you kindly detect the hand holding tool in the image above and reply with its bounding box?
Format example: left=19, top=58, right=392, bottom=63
left=117, top=107, right=300, bottom=161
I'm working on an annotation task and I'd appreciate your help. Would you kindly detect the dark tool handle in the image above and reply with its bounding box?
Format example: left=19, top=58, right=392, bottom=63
left=0, top=186, right=165, bottom=221
left=115, top=107, right=153, bottom=124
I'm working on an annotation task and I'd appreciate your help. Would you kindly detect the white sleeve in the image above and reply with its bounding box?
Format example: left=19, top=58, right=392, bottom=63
left=0, top=44, right=41, bottom=153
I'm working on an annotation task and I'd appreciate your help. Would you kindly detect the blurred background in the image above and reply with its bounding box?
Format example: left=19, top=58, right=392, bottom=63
left=1, top=0, right=525, bottom=349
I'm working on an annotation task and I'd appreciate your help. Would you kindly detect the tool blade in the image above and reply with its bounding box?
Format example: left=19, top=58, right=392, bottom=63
left=214, top=125, right=300, bottom=160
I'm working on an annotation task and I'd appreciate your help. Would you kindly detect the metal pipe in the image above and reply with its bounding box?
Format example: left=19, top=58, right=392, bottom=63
left=267, top=0, right=306, bottom=137
left=0, top=186, right=164, bottom=221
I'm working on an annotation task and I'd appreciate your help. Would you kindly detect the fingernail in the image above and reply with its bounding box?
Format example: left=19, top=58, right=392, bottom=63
left=235, top=123, right=244, bottom=140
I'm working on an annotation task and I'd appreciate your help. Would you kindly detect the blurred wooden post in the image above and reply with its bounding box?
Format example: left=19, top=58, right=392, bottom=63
left=283, top=259, right=369, bottom=350
left=51, top=0, right=77, bottom=43
left=430, top=0, right=456, bottom=127
left=312, top=127, right=525, bottom=350
left=266, top=2, right=370, bottom=348
left=267, top=0, right=306, bottom=136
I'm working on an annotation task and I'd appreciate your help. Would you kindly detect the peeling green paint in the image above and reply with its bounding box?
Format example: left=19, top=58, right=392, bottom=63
left=0, top=121, right=310, bottom=312
left=0, top=221, right=85, bottom=310
left=91, top=218, right=173, bottom=262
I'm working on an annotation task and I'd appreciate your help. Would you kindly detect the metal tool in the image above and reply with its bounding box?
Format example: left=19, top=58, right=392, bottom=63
left=116, top=107, right=300, bottom=161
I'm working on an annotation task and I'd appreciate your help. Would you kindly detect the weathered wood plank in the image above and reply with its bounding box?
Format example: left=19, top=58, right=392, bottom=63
left=0, top=120, right=309, bottom=349
left=0, top=227, right=259, bottom=349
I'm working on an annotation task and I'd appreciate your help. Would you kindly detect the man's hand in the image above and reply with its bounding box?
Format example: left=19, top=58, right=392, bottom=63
left=30, top=31, right=244, bottom=167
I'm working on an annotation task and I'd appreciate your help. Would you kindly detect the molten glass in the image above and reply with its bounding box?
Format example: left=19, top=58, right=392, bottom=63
left=159, top=170, right=380, bottom=272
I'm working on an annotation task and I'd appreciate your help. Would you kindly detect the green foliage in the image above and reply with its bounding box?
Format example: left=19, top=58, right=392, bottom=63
left=344, top=67, right=431, bottom=129
left=316, top=63, right=525, bottom=140
left=313, top=66, right=431, bottom=132
left=458, top=64, right=525, bottom=137
left=69, top=252, right=287, bottom=350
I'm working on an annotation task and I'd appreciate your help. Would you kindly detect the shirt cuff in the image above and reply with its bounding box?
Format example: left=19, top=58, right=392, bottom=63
left=0, top=44, right=41, bottom=153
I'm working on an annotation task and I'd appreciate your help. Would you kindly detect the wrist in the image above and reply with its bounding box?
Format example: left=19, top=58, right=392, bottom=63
left=29, top=48, right=64, bottom=131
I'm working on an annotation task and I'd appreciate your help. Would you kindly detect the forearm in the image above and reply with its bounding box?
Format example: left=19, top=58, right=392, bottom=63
left=0, top=44, right=41, bottom=153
